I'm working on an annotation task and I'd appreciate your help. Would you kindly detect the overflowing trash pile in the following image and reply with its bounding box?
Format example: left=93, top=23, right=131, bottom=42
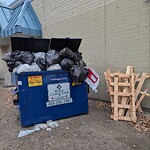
left=2, top=47, right=99, bottom=90
left=2, top=48, right=88, bottom=84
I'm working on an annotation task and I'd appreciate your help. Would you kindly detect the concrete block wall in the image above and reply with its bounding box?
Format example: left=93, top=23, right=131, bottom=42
left=0, top=45, right=11, bottom=85
left=32, top=0, right=150, bottom=108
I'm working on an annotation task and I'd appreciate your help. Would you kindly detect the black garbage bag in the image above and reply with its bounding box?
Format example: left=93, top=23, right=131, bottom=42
left=59, top=47, right=78, bottom=61
left=36, top=58, right=46, bottom=70
left=70, top=65, right=88, bottom=84
left=46, top=50, right=62, bottom=67
left=6, top=61, right=23, bottom=72
left=74, top=51, right=83, bottom=59
left=74, top=59, right=86, bottom=67
left=11, top=50, right=34, bottom=65
left=60, top=58, right=74, bottom=70
left=2, top=53, right=11, bottom=62
left=6, top=61, right=16, bottom=68
left=15, top=61, right=23, bottom=67
left=8, top=67, right=13, bottom=72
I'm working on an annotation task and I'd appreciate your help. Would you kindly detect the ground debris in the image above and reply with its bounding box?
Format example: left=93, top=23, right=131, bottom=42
left=96, top=101, right=111, bottom=109
left=131, top=114, right=150, bottom=132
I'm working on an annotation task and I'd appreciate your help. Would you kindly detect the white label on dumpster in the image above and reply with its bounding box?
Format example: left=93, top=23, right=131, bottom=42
left=46, top=82, right=72, bottom=107
left=18, top=81, right=22, bottom=85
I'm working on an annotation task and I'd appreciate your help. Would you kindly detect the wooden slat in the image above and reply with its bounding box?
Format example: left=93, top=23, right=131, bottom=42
left=113, top=75, right=119, bottom=121
left=135, top=74, right=139, bottom=83
left=110, top=92, right=131, bottom=97
left=136, top=73, right=147, bottom=99
left=111, top=115, right=132, bottom=121
left=109, top=82, right=130, bottom=86
left=110, top=73, right=131, bottom=78
left=104, top=72, right=110, bottom=92
left=131, top=74, right=137, bottom=123
left=136, top=90, right=149, bottom=110
left=118, top=66, right=132, bottom=116
left=111, top=103, right=131, bottom=109
left=140, top=91, right=150, bottom=97
left=107, top=69, right=114, bottom=118
left=136, top=93, right=146, bottom=110
left=134, top=73, right=147, bottom=112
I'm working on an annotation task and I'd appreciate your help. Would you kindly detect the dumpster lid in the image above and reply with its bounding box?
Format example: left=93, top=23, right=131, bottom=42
left=50, top=38, right=82, bottom=52
left=11, top=37, right=50, bottom=53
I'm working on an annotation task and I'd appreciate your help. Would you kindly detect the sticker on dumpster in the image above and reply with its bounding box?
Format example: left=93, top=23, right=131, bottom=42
left=46, top=82, right=72, bottom=107
left=18, top=81, right=22, bottom=85
left=28, top=75, right=42, bottom=87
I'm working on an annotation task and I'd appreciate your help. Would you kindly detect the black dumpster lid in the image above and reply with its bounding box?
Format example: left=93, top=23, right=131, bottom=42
left=50, top=38, right=82, bottom=52
left=11, top=37, right=50, bottom=53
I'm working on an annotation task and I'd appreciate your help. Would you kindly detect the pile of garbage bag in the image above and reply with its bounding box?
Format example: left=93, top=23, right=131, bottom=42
left=2, top=47, right=88, bottom=84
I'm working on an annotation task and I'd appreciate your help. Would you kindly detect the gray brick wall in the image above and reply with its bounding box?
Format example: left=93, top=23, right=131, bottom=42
left=32, top=0, right=150, bottom=108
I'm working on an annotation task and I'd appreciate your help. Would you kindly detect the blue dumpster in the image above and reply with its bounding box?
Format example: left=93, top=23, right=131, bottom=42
left=17, top=70, right=88, bottom=127
left=11, top=37, right=88, bottom=127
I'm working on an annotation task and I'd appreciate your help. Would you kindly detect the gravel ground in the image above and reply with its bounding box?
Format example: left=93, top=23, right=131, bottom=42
left=0, top=86, right=149, bottom=150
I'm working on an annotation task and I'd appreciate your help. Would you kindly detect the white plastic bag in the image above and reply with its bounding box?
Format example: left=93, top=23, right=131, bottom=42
left=30, top=63, right=41, bottom=72
left=18, top=130, right=35, bottom=138
left=17, top=64, right=33, bottom=74
left=85, top=67, right=99, bottom=92
left=17, top=63, right=41, bottom=74
left=47, top=64, right=62, bottom=71
left=13, top=64, right=23, bottom=73
left=34, top=52, right=45, bottom=61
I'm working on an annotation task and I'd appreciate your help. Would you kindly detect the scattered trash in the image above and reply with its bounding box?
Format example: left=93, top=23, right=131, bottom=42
left=47, top=120, right=59, bottom=128
left=66, top=127, right=69, bottom=130
left=46, top=128, right=52, bottom=131
left=34, top=123, right=48, bottom=129
left=18, top=120, right=59, bottom=138
left=18, top=129, right=35, bottom=138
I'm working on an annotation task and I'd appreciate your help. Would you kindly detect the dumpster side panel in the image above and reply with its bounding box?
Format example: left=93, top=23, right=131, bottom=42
left=18, top=71, right=88, bottom=127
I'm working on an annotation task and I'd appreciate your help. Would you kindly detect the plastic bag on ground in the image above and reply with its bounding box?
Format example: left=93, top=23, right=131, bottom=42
left=18, top=120, right=59, bottom=138
left=70, top=65, right=88, bottom=84
left=47, top=120, right=58, bottom=128
left=18, top=130, right=35, bottom=138
left=36, top=58, right=46, bottom=70
left=60, top=58, right=74, bottom=70
left=46, top=50, right=62, bottom=67
left=47, top=64, right=62, bottom=71
left=85, top=67, right=100, bottom=92
left=59, top=47, right=78, bottom=61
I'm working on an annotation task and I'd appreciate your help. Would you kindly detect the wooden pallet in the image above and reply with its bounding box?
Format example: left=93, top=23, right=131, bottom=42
left=104, top=67, right=150, bottom=123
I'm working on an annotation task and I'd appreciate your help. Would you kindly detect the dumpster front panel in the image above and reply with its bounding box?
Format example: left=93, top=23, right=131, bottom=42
left=18, top=70, right=88, bottom=127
